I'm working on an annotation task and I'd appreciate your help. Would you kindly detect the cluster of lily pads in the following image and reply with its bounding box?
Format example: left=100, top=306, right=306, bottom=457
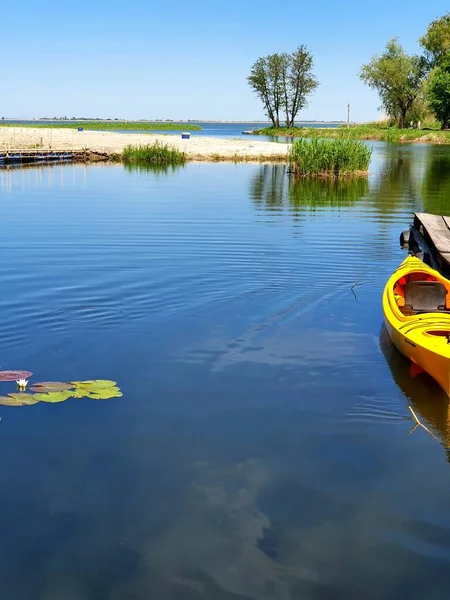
left=0, top=370, right=122, bottom=406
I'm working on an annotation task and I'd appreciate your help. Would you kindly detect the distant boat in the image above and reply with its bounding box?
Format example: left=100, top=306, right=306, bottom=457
left=242, top=130, right=254, bottom=135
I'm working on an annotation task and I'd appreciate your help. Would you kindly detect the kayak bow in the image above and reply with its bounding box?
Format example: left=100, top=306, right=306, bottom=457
left=383, top=256, right=450, bottom=396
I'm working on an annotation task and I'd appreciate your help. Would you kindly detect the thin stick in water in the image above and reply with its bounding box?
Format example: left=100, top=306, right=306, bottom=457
left=408, top=405, right=440, bottom=443
left=351, top=280, right=360, bottom=302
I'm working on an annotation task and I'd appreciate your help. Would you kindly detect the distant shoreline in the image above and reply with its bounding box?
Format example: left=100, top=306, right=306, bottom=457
left=1, top=119, right=346, bottom=125
left=0, top=126, right=290, bottom=163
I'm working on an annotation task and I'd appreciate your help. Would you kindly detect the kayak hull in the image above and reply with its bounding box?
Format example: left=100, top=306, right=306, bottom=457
left=383, top=256, right=450, bottom=396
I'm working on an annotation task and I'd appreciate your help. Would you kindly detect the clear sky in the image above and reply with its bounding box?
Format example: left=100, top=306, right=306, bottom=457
left=2, top=1, right=449, bottom=122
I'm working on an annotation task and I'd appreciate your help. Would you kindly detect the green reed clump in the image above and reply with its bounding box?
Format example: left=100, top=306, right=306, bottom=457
left=254, top=123, right=450, bottom=144
left=288, top=137, right=372, bottom=177
left=122, top=141, right=186, bottom=166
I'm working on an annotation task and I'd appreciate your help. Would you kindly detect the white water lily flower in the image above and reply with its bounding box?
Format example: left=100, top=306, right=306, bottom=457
left=16, top=379, right=28, bottom=389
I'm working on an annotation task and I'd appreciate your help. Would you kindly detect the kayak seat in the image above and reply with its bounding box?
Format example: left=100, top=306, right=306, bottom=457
left=404, top=281, right=447, bottom=313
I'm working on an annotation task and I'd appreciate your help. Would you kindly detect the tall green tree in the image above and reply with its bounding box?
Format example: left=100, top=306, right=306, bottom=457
left=427, top=54, right=450, bottom=129
left=248, top=54, right=285, bottom=127
left=248, top=46, right=318, bottom=128
left=420, top=12, right=450, bottom=68
left=359, top=38, right=425, bottom=128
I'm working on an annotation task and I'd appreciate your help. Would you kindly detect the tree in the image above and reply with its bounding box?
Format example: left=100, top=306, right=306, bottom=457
left=248, top=46, right=318, bottom=128
left=420, top=12, right=450, bottom=68
left=359, top=38, right=425, bottom=128
left=427, top=54, right=450, bottom=129
left=283, top=46, right=319, bottom=127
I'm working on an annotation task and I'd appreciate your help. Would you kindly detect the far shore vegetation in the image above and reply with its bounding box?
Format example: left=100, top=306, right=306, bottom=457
left=0, top=121, right=201, bottom=132
left=288, top=138, right=372, bottom=178
left=253, top=121, right=450, bottom=144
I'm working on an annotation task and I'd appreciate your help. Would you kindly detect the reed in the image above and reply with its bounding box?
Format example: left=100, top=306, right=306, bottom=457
left=122, top=141, right=186, bottom=166
left=254, top=122, right=450, bottom=144
left=288, top=137, right=372, bottom=177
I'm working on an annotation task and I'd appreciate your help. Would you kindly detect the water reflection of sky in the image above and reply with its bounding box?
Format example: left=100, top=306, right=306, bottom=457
left=1, top=143, right=450, bottom=598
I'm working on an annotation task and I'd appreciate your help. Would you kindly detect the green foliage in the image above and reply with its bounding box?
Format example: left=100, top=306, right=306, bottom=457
left=253, top=123, right=450, bottom=143
left=1, top=121, right=201, bottom=131
left=122, top=141, right=186, bottom=166
left=288, top=138, right=372, bottom=177
left=426, top=53, right=450, bottom=129
left=427, top=68, right=450, bottom=128
left=359, top=38, right=426, bottom=128
left=248, top=45, right=318, bottom=128
left=420, top=12, right=450, bottom=67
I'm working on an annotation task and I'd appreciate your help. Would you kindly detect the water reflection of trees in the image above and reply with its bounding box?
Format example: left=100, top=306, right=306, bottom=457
left=421, top=147, right=450, bottom=215
left=368, top=147, right=423, bottom=215
left=249, top=165, right=288, bottom=210
left=380, top=326, right=450, bottom=459
left=249, top=165, right=369, bottom=212
left=289, top=177, right=369, bottom=210
left=123, top=163, right=185, bottom=176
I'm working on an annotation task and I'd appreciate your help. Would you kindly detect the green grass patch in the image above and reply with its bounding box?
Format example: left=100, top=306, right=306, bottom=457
left=254, top=122, right=450, bottom=144
left=122, top=141, right=186, bottom=166
left=1, top=121, right=201, bottom=131
left=288, top=138, right=372, bottom=177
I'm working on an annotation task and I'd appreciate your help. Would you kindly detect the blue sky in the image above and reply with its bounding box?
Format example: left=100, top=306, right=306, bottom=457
left=2, top=1, right=449, bottom=122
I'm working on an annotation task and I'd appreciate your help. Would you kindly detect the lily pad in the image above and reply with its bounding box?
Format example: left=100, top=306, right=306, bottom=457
left=72, top=380, right=117, bottom=389
left=2, top=394, right=39, bottom=406
left=31, top=382, right=74, bottom=392
left=32, top=391, right=73, bottom=403
left=71, top=389, right=98, bottom=399
left=89, top=387, right=123, bottom=400
left=0, top=370, right=33, bottom=382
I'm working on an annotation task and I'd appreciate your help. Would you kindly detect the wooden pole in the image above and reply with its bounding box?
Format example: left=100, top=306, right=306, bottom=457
left=347, top=103, right=350, bottom=128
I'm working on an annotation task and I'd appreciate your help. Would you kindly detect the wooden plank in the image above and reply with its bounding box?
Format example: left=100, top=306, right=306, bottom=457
left=442, top=216, right=450, bottom=231
left=414, top=212, right=450, bottom=253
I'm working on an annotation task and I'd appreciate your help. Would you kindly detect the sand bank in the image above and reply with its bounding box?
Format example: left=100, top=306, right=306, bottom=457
left=0, top=127, right=290, bottom=162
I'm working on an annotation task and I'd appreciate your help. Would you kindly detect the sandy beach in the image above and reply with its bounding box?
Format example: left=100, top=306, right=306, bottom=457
left=0, top=127, right=290, bottom=162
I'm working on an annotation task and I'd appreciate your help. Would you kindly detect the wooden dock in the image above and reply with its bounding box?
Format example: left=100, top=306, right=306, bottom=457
left=0, top=148, right=85, bottom=165
left=410, top=213, right=450, bottom=276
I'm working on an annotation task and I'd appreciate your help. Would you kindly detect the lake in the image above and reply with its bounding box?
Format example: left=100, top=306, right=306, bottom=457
left=2, top=120, right=341, bottom=140
left=1, top=142, right=450, bottom=599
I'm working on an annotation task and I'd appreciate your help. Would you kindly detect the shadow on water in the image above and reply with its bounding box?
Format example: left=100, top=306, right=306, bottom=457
left=249, top=164, right=369, bottom=212
left=379, top=325, right=450, bottom=457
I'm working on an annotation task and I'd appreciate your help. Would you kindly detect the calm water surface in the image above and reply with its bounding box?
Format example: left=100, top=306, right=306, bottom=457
left=1, top=143, right=450, bottom=599
left=3, top=120, right=340, bottom=140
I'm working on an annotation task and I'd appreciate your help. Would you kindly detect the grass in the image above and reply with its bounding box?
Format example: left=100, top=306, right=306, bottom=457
left=122, top=141, right=186, bottom=166
left=288, top=137, right=372, bottom=177
left=0, top=121, right=201, bottom=131
left=254, top=121, right=450, bottom=144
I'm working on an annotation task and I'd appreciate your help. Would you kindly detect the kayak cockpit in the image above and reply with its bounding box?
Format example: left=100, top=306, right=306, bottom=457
left=393, top=272, right=450, bottom=316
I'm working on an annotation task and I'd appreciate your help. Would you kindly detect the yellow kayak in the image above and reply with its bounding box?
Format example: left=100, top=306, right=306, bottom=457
left=383, top=256, right=450, bottom=396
